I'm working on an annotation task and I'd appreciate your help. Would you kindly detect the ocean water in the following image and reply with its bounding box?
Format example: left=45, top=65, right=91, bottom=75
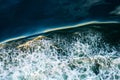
left=0, top=0, right=120, bottom=79
left=0, top=26, right=120, bottom=80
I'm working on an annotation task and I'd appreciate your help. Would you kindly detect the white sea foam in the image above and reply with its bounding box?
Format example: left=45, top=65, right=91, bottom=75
left=0, top=30, right=120, bottom=80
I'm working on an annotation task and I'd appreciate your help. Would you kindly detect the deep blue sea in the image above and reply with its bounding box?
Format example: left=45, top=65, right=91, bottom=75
left=0, top=0, right=120, bottom=42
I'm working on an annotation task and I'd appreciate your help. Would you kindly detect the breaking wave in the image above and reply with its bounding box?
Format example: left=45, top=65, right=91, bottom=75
left=0, top=29, right=120, bottom=80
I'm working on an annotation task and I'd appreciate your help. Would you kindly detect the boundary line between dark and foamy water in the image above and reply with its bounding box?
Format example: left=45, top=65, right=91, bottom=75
left=0, top=21, right=119, bottom=44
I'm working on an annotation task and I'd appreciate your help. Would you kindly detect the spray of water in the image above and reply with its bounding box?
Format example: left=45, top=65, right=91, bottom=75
left=0, top=30, right=120, bottom=80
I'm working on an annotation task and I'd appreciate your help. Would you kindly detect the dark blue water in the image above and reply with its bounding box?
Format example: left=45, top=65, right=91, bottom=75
left=0, top=0, right=120, bottom=42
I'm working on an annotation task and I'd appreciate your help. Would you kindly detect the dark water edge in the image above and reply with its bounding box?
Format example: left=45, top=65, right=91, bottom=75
left=1, top=22, right=120, bottom=46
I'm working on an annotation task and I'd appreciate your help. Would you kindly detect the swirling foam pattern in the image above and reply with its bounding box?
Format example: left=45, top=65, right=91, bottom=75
left=0, top=23, right=120, bottom=80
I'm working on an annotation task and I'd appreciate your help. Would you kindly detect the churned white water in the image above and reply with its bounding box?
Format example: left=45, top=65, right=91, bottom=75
left=0, top=30, right=120, bottom=80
